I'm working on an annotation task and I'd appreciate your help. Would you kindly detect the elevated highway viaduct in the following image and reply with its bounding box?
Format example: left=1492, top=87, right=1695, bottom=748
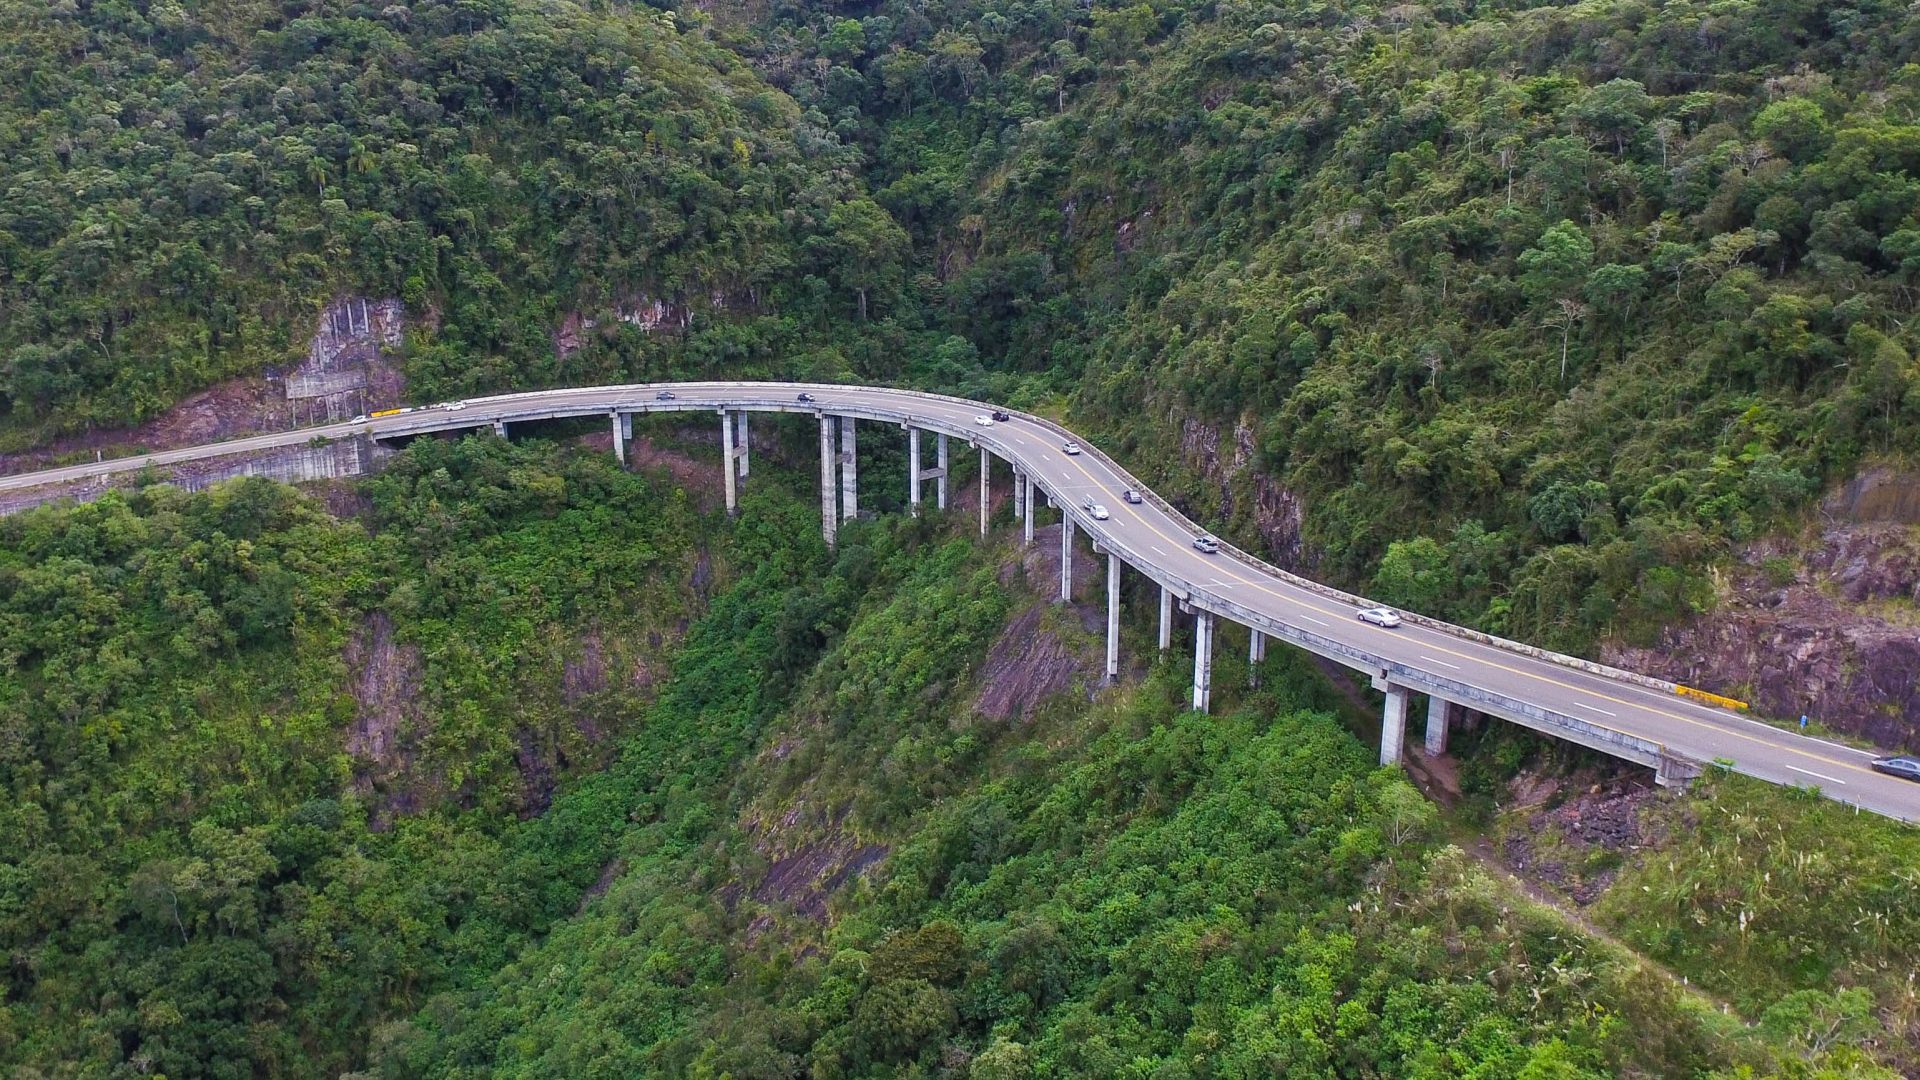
left=6, top=381, right=1914, bottom=823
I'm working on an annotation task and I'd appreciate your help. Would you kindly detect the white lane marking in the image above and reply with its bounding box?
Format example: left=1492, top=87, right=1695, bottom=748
left=1419, top=654, right=1462, bottom=671
left=1149, top=545, right=1168, bottom=556
left=1567, top=701, right=1618, bottom=718
left=1297, top=615, right=1329, bottom=627
left=1786, top=764, right=1847, bottom=786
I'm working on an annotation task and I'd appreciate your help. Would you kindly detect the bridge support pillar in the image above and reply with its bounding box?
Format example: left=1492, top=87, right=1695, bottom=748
left=1425, top=696, right=1456, bottom=756
left=1159, top=585, right=1173, bottom=651
left=1022, top=478, right=1035, bottom=546
left=1380, top=685, right=1409, bottom=766
left=978, top=447, right=989, bottom=536
left=938, top=435, right=950, bottom=510
left=610, top=412, right=626, bottom=466
left=1012, top=470, right=1024, bottom=519
left=735, top=411, right=750, bottom=479
left=720, top=409, right=738, bottom=515
left=840, top=417, right=858, bottom=521
left=1249, top=629, right=1266, bottom=688
left=1059, top=515, right=1074, bottom=601
left=819, top=416, right=837, bottom=547
left=1192, top=610, right=1214, bottom=712
left=908, top=427, right=922, bottom=514
left=491, top=419, right=508, bottom=439
left=1106, top=553, right=1121, bottom=679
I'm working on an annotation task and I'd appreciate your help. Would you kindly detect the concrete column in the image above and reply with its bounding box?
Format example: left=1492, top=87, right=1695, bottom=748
left=936, top=434, right=950, bottom=510
left=735, top=411, right=750, bottom=479
left=621, top=411, right=633, bottom=443
left=1106, top=553, right=1121, bottom=679
left=1022, top=480, right=1036, bottom=547
left=1012, top=470, right=1025, bottom=519
left=839, top=417, right=858, bottom=521
left=1249, top=629, right=1266, bottom=688
left=1159, top=585, right=1173, bottom=651
left=720, top=409, right=738, bottom=515
left=1059, top=515, right=1074, bottom=601
left=1425, top=695, right=1456, bottom=756
left=908, top=427, right=922, bottom=514
left=491, top=419, right=507, bottom=439
left=1380, top=686, right=1409, bottom=766
left=819, top=416, right=837, bottom=547
left=979, top=448, right=989, bottom=536
left=1192, top=610, right=1214, bottom=712
left=610, top=412, right=626, bottom=465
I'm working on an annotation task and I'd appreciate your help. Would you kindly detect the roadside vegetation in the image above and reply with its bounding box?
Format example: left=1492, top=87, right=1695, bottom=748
left=3, top=443, right=1911, bottom=1075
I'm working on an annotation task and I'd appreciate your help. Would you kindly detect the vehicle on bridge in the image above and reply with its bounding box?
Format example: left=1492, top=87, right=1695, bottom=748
left=1062, top=440, right=1083, bottom=455
left=370, top=407, right=410, bottom=418
left=797, top=392, right=817, bottom=403
left=1080, top=495, right=1110, bottom=520
left=1871, top=755, right=1920, bottom=781
left=1191, top=534, right=1220, bottom=554
left=656, top=391, right=676, bottom=400
left=1122, top=488, right=1143, bottom=504
left=1358, top=607, right=1404, bottom=628
left=973, top=414, right=995, bottom=426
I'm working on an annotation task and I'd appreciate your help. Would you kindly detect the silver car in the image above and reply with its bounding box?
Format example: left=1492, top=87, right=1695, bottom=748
left=1191, top=535, right=1221, bottom=554
left=1870, top=755, right=1920, bottom=782
left=1357, top=607, right=1403, bottom=628
left=1062, top=441, right=1083, bottom=455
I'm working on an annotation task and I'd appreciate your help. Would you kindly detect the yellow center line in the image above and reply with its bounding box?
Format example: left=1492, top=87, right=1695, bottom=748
left=1026, top=440, right=1883, bottom=782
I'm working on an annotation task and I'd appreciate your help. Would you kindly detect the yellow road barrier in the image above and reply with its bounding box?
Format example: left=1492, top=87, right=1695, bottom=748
left=1675, top=685, right=1750, bottom=711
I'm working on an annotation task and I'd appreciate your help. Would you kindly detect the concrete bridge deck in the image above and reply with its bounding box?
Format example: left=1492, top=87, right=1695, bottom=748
left=6, top=381, right=1913, bottom=822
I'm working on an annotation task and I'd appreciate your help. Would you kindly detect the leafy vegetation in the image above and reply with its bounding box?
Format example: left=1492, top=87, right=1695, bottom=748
left=717, top=0, right=1920, bottom=651
left=4, top=441, right=1914, bottom=1075
left=0, top=0, right=892, bottom=439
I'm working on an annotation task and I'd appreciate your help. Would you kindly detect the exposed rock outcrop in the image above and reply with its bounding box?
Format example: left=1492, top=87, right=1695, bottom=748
left=1176, top=415, right=1314, bottom=573
left=1604, top=523, right=1920, bottom=751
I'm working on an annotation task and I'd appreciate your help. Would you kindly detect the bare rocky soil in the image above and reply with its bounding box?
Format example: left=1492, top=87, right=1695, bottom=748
left=343, top=611, right=432, bottom=829
left=1606, top=511, right=1920, bottom=751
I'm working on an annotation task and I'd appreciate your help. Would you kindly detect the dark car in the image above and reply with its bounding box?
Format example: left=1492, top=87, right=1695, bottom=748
left=1122, top=489, right=1143, bottom=504
left=1870, top=755, right=1920, bottom=782
left=797, top=392, right=817, bottom=403
left=655, top=390, right=676, bottom=400
left=991, top=410, right=1011, bottom=422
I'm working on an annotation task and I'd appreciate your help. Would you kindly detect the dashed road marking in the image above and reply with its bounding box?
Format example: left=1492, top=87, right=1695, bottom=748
left=1787, top=765, right=1847, bottom=786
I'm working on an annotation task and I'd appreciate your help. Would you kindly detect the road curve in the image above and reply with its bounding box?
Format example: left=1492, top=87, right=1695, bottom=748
left=6, top=380, right=1917, bottom=823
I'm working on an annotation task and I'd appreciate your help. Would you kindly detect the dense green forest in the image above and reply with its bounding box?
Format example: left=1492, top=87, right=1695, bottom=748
left=3, top=442, right=1916, bottom=1076
left=8, top=0, right=1920, bottom=651
left=7, top=0, right=1920, bottom=1074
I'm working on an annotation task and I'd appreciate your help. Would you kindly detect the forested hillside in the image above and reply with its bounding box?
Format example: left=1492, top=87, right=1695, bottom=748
left=718, top=0, right=1920, bottom=657
left=7, top=0, right=1919, bottom=657
left=0, top=0, right=900, bottom=438
left=5, top=444, right=1916, bottom=1076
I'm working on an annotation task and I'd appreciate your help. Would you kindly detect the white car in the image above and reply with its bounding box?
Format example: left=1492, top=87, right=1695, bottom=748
left=974, top=415, right=995, bottom=426
left=1062, top=441, right=1083, bottom=455
left=1089, top=504, right=1110, bottom=521
left=1191, top=535, right=1221, bottom=554
left=1357, top=607, right=1403, bottom=628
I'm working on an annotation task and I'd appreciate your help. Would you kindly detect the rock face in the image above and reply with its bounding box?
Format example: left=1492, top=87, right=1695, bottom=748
left=1604, top=522, right=1920, bottom=752
left=1176, top=416, right=1314, bottom=574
